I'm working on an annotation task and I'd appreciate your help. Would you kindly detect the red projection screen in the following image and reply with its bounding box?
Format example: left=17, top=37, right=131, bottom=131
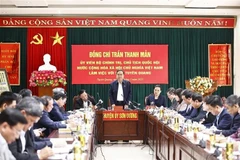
left=72, top=45, right=168, bottom=84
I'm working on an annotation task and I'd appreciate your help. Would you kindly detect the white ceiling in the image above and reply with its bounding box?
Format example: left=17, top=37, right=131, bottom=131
left=0, top=0, right=240, bottom=16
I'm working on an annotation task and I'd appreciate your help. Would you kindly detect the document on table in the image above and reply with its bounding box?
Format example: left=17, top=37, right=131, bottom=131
left=48, top=144, right=73, bottom=160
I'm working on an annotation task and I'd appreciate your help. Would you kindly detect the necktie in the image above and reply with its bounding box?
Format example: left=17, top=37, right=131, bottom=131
left=186, top=105, right=190, bottom=113
left=216, top=115, right=219, bottom=126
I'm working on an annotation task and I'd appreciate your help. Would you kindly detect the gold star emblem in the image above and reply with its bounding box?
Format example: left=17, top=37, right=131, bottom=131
left=51, top=32, right=64, bottom=46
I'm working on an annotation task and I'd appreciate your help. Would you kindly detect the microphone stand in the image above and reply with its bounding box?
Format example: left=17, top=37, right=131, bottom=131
left=129, top=101, right=141, bottom=110
left=96, top=100, right=106, bottom=111
left=95, top=92, right=106, bottom=110
left=131, top=101, right=142, bottom=110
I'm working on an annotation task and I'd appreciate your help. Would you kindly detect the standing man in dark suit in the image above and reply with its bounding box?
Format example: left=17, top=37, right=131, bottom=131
left=109, top=69, right=132, bottom=110
left=205, top=95, right=232, bottom=130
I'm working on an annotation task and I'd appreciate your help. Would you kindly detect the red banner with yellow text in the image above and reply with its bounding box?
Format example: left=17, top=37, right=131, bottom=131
left=103, top=111, right=138, bottom=121
left=209, top=44, right=232, bottom=86
left=72, top=45, right=168, bottom=84
left=0, top=17, right=235, bottom=28
left=0, top=43, right=20, bottom=85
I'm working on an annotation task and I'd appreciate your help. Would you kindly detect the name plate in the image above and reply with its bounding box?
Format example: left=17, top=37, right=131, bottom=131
left=103, top=111, right=138, bottom=121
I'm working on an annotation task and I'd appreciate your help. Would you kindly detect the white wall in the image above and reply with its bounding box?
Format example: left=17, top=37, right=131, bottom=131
left=234, top=15, right=240, bottom=95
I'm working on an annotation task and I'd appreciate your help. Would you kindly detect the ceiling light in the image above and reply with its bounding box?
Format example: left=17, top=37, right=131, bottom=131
left=185, top=0, right=218, bottom=8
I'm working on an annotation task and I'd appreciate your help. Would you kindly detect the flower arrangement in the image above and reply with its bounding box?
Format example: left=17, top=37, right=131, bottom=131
left=29, top=70, right=67, bottom=87
left=189, top=76, right=214, bottom=95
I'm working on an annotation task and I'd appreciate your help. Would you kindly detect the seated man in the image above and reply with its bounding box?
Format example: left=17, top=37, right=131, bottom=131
left=49, top=92, right=69, bottom=121
left=34, top=96, right=67, bottom=137
left=215, top=95, right=240, bottom=136
left=231, top=97, right=240, bottom=140
left=29, top=96, right=53, bottom=150
left=205, top=95, right=232, bottom=130
left=74, top=90, right=96, bottom=110
left=200, top=96, right=216, bottom=128
left=19, top=89, right=32, bottom=98
left=179, top=89, right=194, bottom=117
left=29, top=128, right=52, bottom=150
left=0, top=108, right=27, bottom=160
left=146, top=85, right=167, bottom=107
left=0, top=91, right=17, bottom=113
left=8, top=97, right=53, bottom=160
left=188, top=92, right=207, bottom=122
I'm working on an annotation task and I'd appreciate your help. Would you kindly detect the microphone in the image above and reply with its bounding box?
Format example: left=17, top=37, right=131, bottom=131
left=129, top=101, right=141, bottom=110
left=97, top=92, right=100, bottom=100
left=95, top=92, right=105, bottom=110
left=95, top=99, right=103, bottom=106
left=96, top=92, right=103, bottom=105
left=132, top=101, right=141, bottom=107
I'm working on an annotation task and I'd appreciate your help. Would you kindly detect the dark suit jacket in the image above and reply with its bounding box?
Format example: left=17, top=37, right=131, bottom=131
left=213, top=108, right=232, bottom=130
left=49, top=102, right=68, bottom=121
left=74, top=95, right=96, bottom=109
left=202, top=112, right=216, bottom=128
left=216, top=113, right=240, bottom=137
left=29, top=128, right=52, bottom=150
left=146, top=94, right=167, bottom=107
left=34, top=110, right=67, bottom=137
left=179, top=105, right=193, bottom=117
left=189, top=104, right=207, bottom=122
left=8, top=130, right=39, bottom=160
left=109, top=79, right=132, bottom=105
left=169, top=98, right=178, bottom=110
left=231, top=128, right=240, bottom=140
left=185, top=107, right=198, bottom=119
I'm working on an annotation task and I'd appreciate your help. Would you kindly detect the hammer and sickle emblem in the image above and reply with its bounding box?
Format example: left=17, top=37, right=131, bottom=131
left=30, top=33, right=43, bottom=45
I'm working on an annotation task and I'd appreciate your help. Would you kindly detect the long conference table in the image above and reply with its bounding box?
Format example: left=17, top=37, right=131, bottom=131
left=96, top=110, right=218, bottom=160
left=49, top=110, right=218, bottom=160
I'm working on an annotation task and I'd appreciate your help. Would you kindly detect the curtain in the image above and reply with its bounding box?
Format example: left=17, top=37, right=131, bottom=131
left=66, top=28, right=234, bottom=110
left=0, top=27, right=233, bottom=109
left=0, top=28, right=27, bottom=93
left=27, top=28, right=67, bottom=95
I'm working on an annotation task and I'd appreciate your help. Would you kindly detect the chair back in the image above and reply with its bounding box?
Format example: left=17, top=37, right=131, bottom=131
left=73, top=95, right=79, bottom=110
left=145, top=93, right=154, bottom=106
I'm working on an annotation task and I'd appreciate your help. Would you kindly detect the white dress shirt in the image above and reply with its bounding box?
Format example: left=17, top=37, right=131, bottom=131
left=0, top=133, right=16, bottom=160
left=19, top=130, right=26, bottom=153
left=117, top=82, right=124, bottom=101
left=83, top=101, right=88, bottom=108
left=216, top=108, right=224, bottom=126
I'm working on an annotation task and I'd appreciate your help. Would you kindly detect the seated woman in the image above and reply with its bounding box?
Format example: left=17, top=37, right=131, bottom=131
left=146, top=85, right=167, bottom=108
left=174, top=88, right=187, bottom=113
left=167, top=87, right=178, bottom=110
left=216, top=95, right=240, bottom=136
left=49, top=93, right=69, bottom=121
left=200, top=96, right=216, bottom=128
left=34, top=96, right=67, bottom=137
